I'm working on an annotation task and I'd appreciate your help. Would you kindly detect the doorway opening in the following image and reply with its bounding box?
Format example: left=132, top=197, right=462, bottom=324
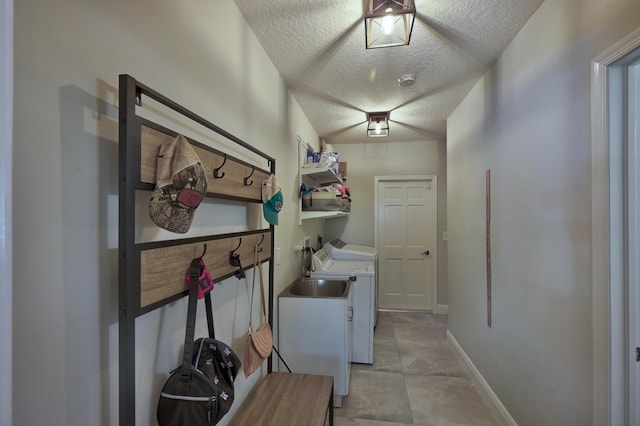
left=592, top=27, right=640, bottom=426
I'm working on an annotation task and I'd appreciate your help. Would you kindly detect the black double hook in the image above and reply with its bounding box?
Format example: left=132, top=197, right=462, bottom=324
left=257, top=234, right=265, bottom=252
left=199, top=243, right=207, bottom=259
left=230, top=238, right=242, bottom=256
left=230, top=238, right=245, bottom=279
left=213, top=154, right=227, bottom=179
left=244, top=166, right=255, bottom=186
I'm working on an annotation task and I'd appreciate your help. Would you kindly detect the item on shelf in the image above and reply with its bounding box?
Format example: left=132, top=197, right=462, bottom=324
left=149, top=134, right=208, bottom=234
left=338, top=162, right=347, bottom=180
left=319, top=152, right=339, bottom=170
left=302, top=186, right=350, bottom=212
left=262, top=174, right=283, bottom=225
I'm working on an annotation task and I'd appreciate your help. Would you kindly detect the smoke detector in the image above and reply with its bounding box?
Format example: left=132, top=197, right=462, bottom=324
left=398, top=73, right=416, bottom=87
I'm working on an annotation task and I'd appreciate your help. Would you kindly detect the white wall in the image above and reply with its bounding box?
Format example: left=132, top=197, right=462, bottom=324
left=13, top=0, right=315, bottom=424
left=1, top=0, right=12, bottom=424
left=447, top=1, right=640, bottom=425
left=325, top=140, right=448, bottom=305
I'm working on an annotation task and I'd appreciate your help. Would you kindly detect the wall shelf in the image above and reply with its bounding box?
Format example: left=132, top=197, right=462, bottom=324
left=301, top=166, right=344, bottom=186
left=300, top=210, right=349, bottom=221
left=299, top=167, right=348, bottom=223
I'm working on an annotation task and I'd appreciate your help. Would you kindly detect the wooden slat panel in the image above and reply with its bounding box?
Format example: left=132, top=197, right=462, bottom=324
left=140, top=231, right=272, bottom=308
left=140, top=125, right=271, bottom=201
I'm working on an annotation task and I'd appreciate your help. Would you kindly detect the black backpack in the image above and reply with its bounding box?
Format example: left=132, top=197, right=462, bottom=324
left=157, top=258, right=241, bottom=425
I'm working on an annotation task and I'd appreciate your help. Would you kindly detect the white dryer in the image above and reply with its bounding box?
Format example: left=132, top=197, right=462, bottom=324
left=310, top=248, right=376, bottom=364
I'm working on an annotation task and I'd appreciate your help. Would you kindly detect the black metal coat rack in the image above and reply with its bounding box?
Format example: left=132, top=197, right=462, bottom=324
left=118, top=74, right=276, bottom=426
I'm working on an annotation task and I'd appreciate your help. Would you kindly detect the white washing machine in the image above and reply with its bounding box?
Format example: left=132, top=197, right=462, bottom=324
left=324, top=239, right=378, bottom=327
left=323, top=239, right=377, bottom=261
left=310, top=248, right=376, bottom=364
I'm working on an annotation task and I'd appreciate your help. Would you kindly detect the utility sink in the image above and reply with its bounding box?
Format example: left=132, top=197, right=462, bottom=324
left=278, top=277, right=353, bottom=407
left=282, top=279, right=349, bottom=298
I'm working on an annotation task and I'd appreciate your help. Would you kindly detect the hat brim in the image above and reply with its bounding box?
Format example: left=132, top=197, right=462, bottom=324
left=263, top=204, right=279, bottom=225
left=263, top=189, right=283, bottom=226
left=149, top=187, right=196, bottom=233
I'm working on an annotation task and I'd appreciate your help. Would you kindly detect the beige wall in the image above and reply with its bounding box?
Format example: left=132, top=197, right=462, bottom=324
left=325, top=140, right=448, bottom=305
left=13, top=0, right=316, bottom=424
left=447, top=1, right=640, bottom=425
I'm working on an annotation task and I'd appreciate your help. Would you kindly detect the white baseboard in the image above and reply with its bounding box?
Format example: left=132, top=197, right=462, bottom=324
left=433, top=304, right=448, bottom=315
left=446, top=330, right=518, bottom=426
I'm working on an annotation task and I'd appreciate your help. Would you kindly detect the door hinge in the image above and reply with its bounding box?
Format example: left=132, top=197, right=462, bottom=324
left=637, top=347, right=640, bottom=362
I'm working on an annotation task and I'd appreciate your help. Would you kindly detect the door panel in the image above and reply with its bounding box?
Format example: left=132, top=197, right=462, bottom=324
left=376, top=177, right=436, bottom=310
left=383, top=259, right=403, bottom=295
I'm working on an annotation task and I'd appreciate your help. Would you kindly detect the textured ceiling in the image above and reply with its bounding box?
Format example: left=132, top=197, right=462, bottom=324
left=234, top=0, right=544, bottom=145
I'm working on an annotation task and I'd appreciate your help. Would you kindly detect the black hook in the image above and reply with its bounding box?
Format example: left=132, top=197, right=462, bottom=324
left=230, top=238, right=244, bottom=278
left=231, top=238, right=242, bottom=255
left=213, top=154, right=227, bottom=179
left=257, top=234, right=265, bottom=252
left=135, top=89, right=143, bottom=107
left=243, top=166, right=255, bottom=186
left=199, top=243, right=207, bottom=259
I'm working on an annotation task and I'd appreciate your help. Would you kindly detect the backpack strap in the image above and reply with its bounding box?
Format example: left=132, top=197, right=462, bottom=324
left=205, top=290, right=215, bottom=339
left=181, top=258, right=202, bottom=376
left=256, top=246, right=267, bottom=324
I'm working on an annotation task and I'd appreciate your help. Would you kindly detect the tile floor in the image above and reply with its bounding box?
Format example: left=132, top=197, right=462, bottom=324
left=334, top=311, right=499, bottom=426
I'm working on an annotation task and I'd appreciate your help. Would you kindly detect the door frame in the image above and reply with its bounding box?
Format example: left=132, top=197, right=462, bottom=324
left=0, top=0, right=14, bottom=425
left=374, top=175, right=438, bottom=311
left=592, top=26, right=640, bottom=426
left=0, top=0, right=13, bottom=424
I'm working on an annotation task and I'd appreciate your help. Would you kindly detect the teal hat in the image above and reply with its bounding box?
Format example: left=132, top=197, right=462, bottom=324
left=262, top=174, right=283, bottom=225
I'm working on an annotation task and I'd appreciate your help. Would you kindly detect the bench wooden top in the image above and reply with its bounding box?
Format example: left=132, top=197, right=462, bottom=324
left=231, top=372, right=333, bottom=426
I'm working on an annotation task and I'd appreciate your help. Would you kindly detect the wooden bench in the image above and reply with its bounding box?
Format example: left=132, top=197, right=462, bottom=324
left=231, top=372, right=334, bottom=426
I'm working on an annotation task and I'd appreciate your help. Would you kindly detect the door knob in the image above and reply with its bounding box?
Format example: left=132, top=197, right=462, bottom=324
left=423, top=250, right=430, bottom=255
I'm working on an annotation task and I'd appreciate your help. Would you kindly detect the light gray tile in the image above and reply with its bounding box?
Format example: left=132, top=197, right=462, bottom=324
left=432, top=314, right=448, bottom=327
left=343, top=313, right=497, bottom=426
left=336, top=370, right=414, bottom=424
left=405, top=375, right=499, bottom=426
left=353, top=341, right=402, bottom=373
left=374, top=314, right=396, bottom=343
left=396, top=341, right=467, bottom=377
left=334, top=417, right=412, bottom=426
left=390, top=311, right=438, bottom=327
left=393, top=320, right=448, bottom=346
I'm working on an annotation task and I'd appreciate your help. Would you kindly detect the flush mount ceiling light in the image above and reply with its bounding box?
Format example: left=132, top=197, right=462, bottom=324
left=367, top=112, right=390, bottom=137
left=365, top=0, right=416, bottom=49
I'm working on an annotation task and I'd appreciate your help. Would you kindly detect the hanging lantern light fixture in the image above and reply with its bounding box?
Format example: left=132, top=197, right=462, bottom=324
left=367, top=112, right=390, bottom=137
left=365, top=0, right=416, bottom=49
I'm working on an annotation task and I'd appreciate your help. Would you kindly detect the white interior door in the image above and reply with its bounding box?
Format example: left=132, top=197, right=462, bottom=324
left=375, top=176, right=437, bottom=311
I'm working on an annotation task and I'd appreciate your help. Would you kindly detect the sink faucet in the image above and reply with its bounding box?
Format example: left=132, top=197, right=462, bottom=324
left=302, top=246, right=315, bottom=278
left=308, top=247, right=315, bottom=272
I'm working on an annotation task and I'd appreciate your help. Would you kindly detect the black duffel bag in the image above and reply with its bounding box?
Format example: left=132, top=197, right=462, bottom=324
left=157, top=258, right=241, bottom=426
